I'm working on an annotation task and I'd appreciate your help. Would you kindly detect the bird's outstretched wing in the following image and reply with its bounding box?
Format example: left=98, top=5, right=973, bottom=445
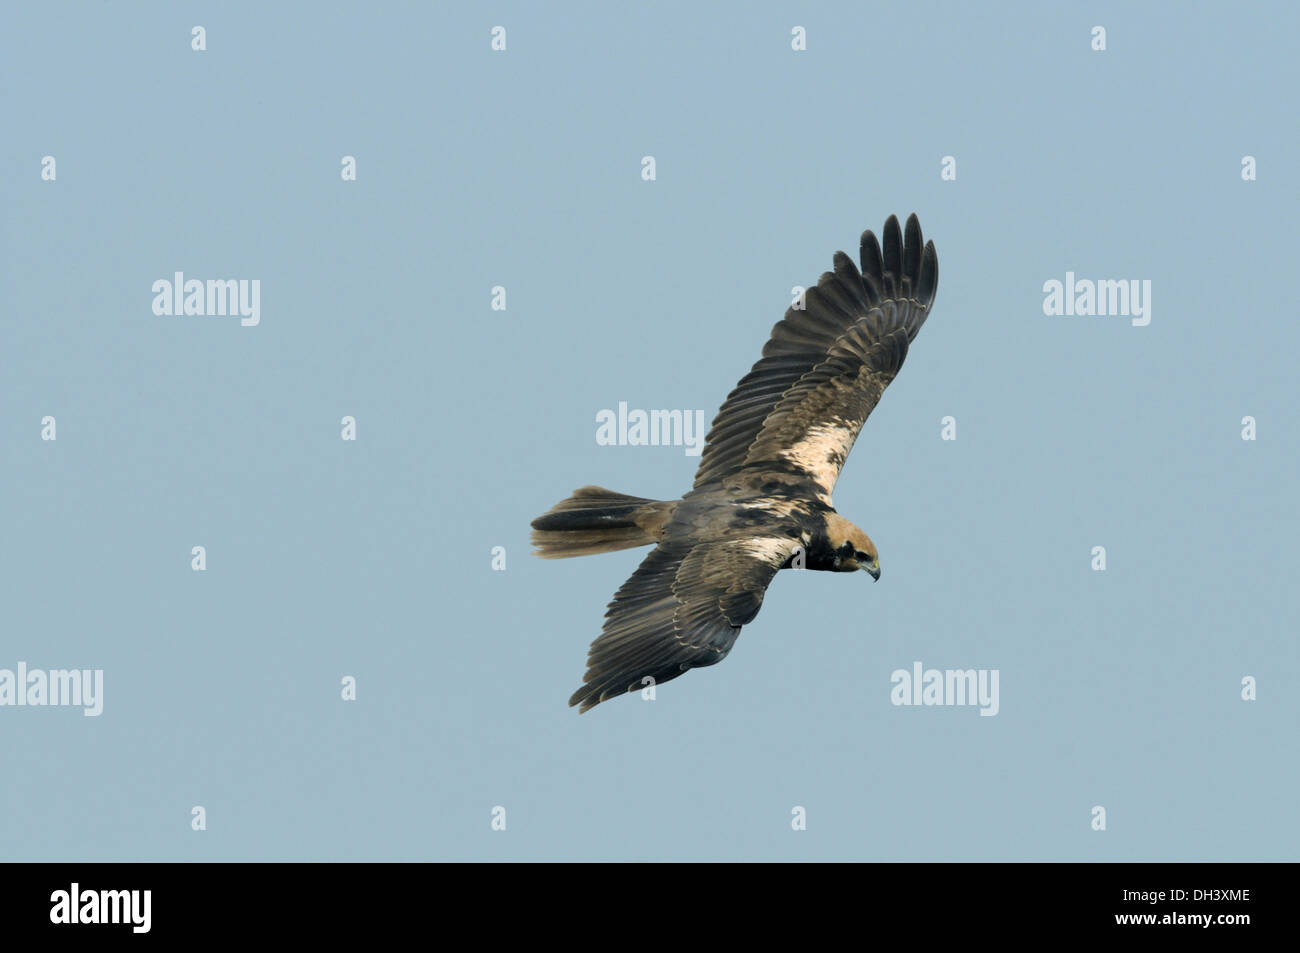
left=692, top=214, right=939, bottom=503
left=569, top=534, right=795, bottom=712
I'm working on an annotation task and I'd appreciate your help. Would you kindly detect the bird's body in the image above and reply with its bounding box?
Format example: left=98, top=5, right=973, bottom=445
left=533, top=215, right=939, bottom=711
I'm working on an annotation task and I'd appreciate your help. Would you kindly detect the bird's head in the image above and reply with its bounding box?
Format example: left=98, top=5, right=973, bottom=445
left=825, top=513, right=881, bottom=580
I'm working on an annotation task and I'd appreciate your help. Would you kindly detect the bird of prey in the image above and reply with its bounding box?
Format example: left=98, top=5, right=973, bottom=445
left=532, top=215, right=939, bottom=712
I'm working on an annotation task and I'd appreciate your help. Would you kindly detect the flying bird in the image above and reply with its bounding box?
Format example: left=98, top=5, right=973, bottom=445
left=532, top=215, right=939, bottom=712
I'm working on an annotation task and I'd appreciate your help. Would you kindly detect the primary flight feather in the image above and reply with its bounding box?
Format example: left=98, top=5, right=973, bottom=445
left=532, top=214, right=939, bottom=711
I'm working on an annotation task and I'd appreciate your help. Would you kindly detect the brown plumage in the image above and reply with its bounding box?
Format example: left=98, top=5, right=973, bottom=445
left=532, top=215, right=939, bottom=711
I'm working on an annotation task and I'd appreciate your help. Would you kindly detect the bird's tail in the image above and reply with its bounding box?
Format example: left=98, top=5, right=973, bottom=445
left=530, top=486, right=674, bottom=559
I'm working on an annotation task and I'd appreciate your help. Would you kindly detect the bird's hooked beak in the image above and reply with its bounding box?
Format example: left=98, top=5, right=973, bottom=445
left=864, top=560, right=880, bottom=582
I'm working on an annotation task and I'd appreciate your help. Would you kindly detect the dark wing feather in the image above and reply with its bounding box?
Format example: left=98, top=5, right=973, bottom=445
left=693, top=214, right=938, bottom=497
left=569, top=535, right=793, bottom=712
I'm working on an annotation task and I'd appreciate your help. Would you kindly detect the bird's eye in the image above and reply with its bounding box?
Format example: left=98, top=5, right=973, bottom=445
left=856, top=551, right=868, bottom=561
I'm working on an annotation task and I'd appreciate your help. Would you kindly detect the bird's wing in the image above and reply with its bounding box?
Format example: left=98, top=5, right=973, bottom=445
left=569, top=534, right=795, bottom=712
left=692, top=214, right=938, bottom=502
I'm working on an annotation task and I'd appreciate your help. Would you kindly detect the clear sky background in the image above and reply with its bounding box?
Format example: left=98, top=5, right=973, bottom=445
left=2, top=2, right=1296, bottom=861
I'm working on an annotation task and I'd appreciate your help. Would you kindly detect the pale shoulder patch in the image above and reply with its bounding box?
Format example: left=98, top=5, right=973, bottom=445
left=736, top=535, right=797, bottom=567
left=775, top=419, right=858, bottom=501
